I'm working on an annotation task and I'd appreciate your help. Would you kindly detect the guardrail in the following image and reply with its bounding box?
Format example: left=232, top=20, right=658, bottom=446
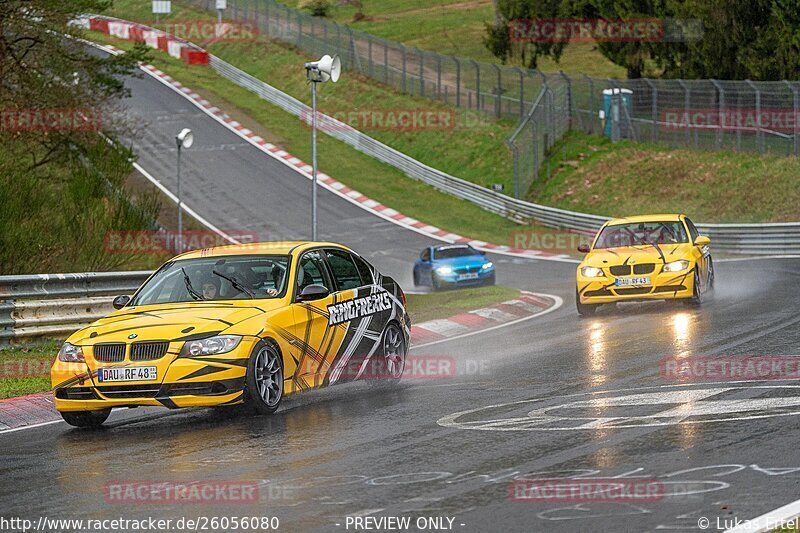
left=86, top=15, right=800, bottom=255
left=0, top=272, right=152, bottom=344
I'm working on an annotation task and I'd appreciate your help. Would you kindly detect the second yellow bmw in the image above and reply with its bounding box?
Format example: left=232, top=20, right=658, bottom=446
left=576, top=214, right=714, bottom=315
left=51, top=241, right=410, bottom=427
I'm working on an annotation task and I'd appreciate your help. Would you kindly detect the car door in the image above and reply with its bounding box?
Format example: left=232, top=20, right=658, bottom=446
left=322, top=248, right=391, bottom=384
left=288, top=250, right=339, bottom=390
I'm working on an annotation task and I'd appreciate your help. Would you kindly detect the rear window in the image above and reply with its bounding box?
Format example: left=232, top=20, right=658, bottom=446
left=326, top=249, right=363, bottom=291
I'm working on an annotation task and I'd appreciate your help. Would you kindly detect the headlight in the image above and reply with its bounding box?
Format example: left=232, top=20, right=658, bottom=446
left=180, top=335, right=242, bottom=357
left=435, top=266, right=453, bottom=275
left=58, top=342, right=85, bottom=363
left=662, top=260, right=690, bottom=272
left=581, top=266, right=604, bottom=278
left=481, top=262, right=494, bottom=270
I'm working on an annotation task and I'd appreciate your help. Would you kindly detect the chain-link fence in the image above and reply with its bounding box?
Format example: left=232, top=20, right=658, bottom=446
left=190, top=0, right=800, bottom=200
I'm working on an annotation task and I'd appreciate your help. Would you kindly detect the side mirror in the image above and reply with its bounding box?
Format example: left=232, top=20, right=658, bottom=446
left=297, top=284, right=330, bottom=302
left=112, top=295, right=131, bottom=310
left=577, top=243, right=591, bottom=253
left=694, top=235, right=711, bottom=246
left=479, top=250, right=486, bottom=256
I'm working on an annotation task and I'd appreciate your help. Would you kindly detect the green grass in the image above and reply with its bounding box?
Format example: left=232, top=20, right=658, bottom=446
left=273, top=0, right=625, bottom=77
left=0, top=341, right=59, bottom=399
left=532, top=130, right=800, bottom=223
left=405, top=285, right=519, bottom=324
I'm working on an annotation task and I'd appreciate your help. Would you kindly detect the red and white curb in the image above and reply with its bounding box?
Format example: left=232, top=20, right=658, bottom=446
left=411, top=291, right=562, bottom=348
left=0, top=392, right=59, bottom=434
left=85, top=20, right=579, bottom=264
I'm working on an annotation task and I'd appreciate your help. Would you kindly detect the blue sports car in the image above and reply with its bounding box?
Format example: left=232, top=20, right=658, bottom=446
left=413, top=244, right=495, bottom=290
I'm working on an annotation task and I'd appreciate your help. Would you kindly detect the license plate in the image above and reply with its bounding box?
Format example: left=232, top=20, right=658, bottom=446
left=97, top=366, right=157, bottom=383
left=615, top=277, right=651, bottom=287
left=458, top=273, right=479, bottom=281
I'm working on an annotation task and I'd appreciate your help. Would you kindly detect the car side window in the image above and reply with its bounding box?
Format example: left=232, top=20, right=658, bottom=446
left=297, top=251, right=332, bottom=293
left=326, top=249, right=363, bottom=291
left=352, top=254, right=375, bottom=286
left=420, top=248, right=431, bottom=261
left=685, top=217, right=700, bottom=242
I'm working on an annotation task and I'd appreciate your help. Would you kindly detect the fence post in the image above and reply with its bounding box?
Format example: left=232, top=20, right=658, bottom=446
left=437, top=55, right=442, bottom=101
left=506, top=140, right=520, bottom=199
left=533, top=114, right=540, bottom=183
left=678, top=79, right=690, bottom=146
left=746, top=80, right=763, bottom=153
left=471, top=60, right=480, bottom=111
left=401, top=44, right=407, bottom=92
left=297, top=11, right=302, bottom=47
left=710, top=80, right=724, bottom=149
left=418, top=48, right=425, bottom=97
left=516, top=67, right=524, bottom=119
left=367, top=34, right=373, bottom=77
left=644, top=79, right=657, bottom=142
left=384, top=40, right=389, bottom=85
left=453, top=56, right=461, bottom=108
left=560, top=70, right=572, bottom=130
left=265, top=0, right=270, bottom=34
left=494, top=64, right=502, bottom=118
left=787, top=81, right=799, bottom=157
left=588, top=76, right=595, bottom=134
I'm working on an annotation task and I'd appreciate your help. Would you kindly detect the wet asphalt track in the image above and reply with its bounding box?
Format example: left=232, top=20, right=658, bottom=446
left=2, top=60, right=800, bottom=533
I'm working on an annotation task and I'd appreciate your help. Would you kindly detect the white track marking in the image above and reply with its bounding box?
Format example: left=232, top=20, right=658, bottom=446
left=724, top=499, right=800, bottom=532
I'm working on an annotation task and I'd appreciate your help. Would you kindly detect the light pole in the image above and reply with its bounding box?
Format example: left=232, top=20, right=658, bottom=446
left=175, top=128, right=194, bottom=252
left=303, top=54, right=341, bottom=241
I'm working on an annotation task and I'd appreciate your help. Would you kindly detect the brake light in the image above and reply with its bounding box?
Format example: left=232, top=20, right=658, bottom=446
left=399, top=288, right=407, bottom=307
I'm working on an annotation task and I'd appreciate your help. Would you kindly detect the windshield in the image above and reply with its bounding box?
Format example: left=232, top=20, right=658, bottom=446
left=131, top=255, right=290, bottom=306
left=594, top=221, right=688, bottom=249
left=434, top=246, right=479, bottom=259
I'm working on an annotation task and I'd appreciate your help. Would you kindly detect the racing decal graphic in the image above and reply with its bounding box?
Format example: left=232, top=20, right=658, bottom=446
left=327, top=291, right=393, bottom=326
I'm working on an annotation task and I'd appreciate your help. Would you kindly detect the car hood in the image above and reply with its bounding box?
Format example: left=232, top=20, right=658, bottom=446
left=582, top=244, right=693, bottom=267
left=69, top=300, right=282, bottom=345
left=433, top=255, right=489, bottom=269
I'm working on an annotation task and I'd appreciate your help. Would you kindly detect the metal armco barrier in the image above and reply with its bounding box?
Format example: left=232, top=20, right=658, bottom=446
left=0, top=272, right=152, bottom=343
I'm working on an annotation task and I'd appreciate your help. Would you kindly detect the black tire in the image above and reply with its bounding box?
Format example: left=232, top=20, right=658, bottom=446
left=685, top=270, right=703, bottom=306
left=375, top=322, right=407, bottom=385
left=432, top=274, right=442, bottom=291
left=575, top=289, right=597, bottom=317
left=484, top=273, right=496, bottom=286
left=60, top=409, right=111, bottom=428
left=413, top=269, right=420, bottom=287
left=243, top=340, right=284, bottom=415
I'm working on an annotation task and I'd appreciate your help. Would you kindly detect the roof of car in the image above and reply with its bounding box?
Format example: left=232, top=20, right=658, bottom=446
left=606, top=214, right=684, bottom=225
left=173, top=241, right=351, bottom=260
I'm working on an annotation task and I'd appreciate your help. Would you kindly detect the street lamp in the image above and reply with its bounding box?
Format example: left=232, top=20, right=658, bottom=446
left=175, top=128, right=194, bottom=252
left=304, top=54, right=341, bottom=241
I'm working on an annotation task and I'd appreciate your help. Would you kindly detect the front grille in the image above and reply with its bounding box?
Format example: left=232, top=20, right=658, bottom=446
left=130, top=341, right=169, bottom=361
left=94, top=343, right=126, bottom=362
left=610, top=265, right=632, bottom=276
left=96, top=385, right=160, bottom=399
left=614, top=287, right=652, bottom=295
left=454, top=266, right=481, bottom=274
left=633, top=263, right=655, bottom=275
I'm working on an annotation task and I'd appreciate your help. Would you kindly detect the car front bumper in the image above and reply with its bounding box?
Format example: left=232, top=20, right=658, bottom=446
left=577, top=268, right=694, bottom=304
left=435, top=269, right=495, bottom=286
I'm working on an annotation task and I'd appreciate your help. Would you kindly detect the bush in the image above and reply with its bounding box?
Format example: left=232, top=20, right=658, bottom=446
left=300, top=0, right=331, bottom=17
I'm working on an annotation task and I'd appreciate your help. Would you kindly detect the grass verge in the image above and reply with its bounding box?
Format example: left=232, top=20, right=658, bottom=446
left=405, top=285, right=519, bottom=324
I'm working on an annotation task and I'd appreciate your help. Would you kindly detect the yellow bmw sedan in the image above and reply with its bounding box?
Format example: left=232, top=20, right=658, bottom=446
left=575, top=214, right=714, bottom=316
left=51, top=242, right=410, bottom=427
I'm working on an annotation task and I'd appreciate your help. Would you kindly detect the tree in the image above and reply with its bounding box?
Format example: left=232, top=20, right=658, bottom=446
left=0, top=0, right=147, bottom=169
